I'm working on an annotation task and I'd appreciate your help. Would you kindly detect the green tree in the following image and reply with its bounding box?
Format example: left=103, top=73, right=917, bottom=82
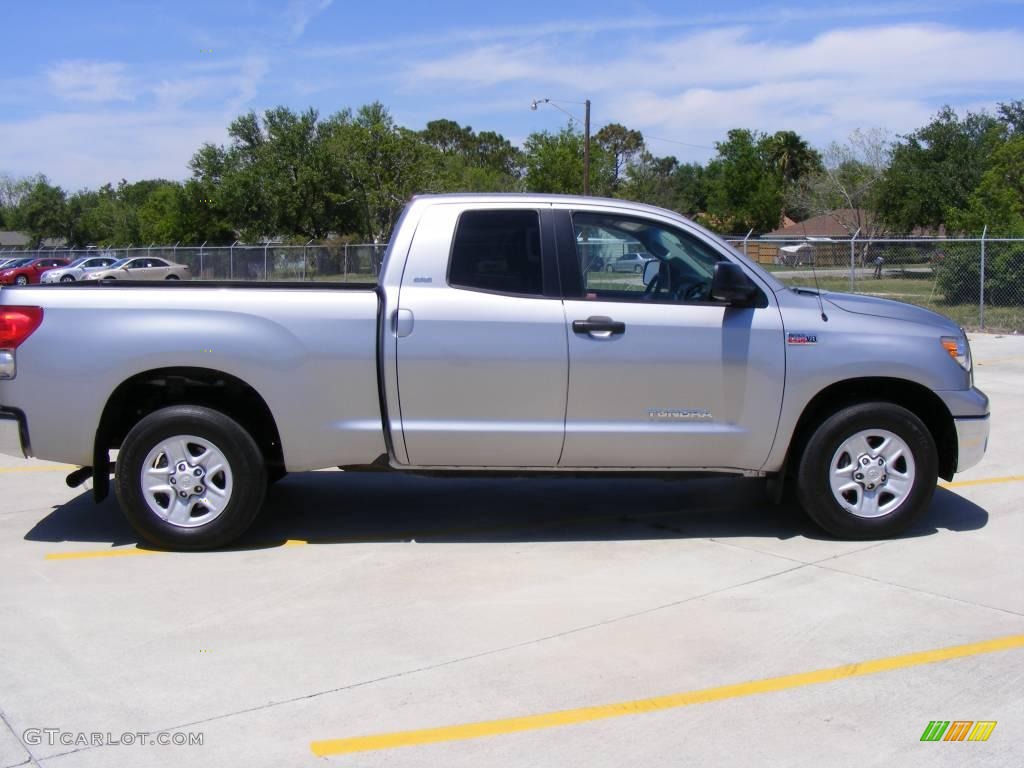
left=621, top=154, right=707, bottom=216
left=419, top=120, right=522, bottom=192
left=325, top=102, right=435, bottom=242
left=190, top=107, right=356, bottom=242
left=523, top=125, right=612, bottom=195
left=767, top=130, right=823, bottom=185
left=947, top=134, right=1024, bottom=236
left=592, top=123, right=644, bottom=192
left=137, top=184, right=188, bottom=243
left=1, top=173, right=43, bottom=229
left=876, top=106, right=1003, bottom=230
left=702, top=129, right=783, bottom=233
left=523, top=126, right=585, bottom=194
left=13, top=179, right=67, bottom=245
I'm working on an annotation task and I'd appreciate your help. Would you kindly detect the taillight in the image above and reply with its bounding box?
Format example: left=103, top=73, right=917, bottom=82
left=0, top=306, right=44, bottom=349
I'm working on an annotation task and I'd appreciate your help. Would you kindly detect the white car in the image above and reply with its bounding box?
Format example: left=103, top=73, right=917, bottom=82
left=41, top=256, right=120, bottom=283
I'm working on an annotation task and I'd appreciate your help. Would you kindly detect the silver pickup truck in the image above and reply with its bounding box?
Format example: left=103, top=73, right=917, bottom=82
left=0, top=194, right=989, bottom=549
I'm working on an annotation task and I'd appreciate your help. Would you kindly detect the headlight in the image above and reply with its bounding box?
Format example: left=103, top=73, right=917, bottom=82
left=940, top=332, right=972, bottom=372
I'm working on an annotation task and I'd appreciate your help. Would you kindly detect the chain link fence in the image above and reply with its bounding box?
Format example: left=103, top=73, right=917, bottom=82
left=4, top=235, right=1023, bottom=332
left=0, top=243, right=387, bottom=283
left=725, top=234, right=1024, bottom=333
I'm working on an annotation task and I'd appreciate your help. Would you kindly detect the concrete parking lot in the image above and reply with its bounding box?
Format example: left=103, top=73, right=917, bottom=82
left=1, top=334, right=1022, bottom=768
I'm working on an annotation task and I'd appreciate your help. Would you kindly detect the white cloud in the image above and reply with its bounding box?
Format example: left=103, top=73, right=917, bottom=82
left=3, top=56, right=269, bottom=189
left=47, top=60, right=135, bottom=103
left=0, top=110, right=229, bottom=190
left=404, top=23, right=1024, bottom=159
left=284, top=0, right=334, bottom=42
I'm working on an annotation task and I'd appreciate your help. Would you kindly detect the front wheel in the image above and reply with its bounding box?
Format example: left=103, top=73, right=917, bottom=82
left=14, top=275, right=28, bottom=286
left=115, top=405, right=267, bottom=550
left=796, top=402, right=937, bottom=539
left=165, top=274, right=180, bottom=280
left=61, top=275, right=75, bottom=283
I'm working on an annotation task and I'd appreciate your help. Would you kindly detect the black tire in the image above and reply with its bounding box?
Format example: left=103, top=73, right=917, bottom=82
left=165, top=274, right=180, bottom=280
left=60, top=275, right=75, bottom=283
left=796, top=402, right=938, bottom=539
left=14, top=275, right=28, bottom=286
left=115, top=405, right=266, bottom=550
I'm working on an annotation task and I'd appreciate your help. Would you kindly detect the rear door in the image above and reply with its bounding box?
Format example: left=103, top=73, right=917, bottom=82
left=394, top=203, right=568, bottom=467
left=555, top=207, right=785, bottom=470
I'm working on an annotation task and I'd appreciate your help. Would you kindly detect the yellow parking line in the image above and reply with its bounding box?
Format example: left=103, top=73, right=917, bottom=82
left=0, top=464, right=76, bottom=473
left=45, top=547, right=164, bottom=561
left=310, top=633, right=1024, bottom=757
left=43, top=541, right=309, bottom=560
left=941, top=474, right=1024, bottom=489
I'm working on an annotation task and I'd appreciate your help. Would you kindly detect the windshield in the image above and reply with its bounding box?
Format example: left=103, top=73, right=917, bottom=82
left=107, top=258, right=132, bottom=269
left=3, top=258, right=34, bottom=268
left=66, top=257, right=93, bottom=268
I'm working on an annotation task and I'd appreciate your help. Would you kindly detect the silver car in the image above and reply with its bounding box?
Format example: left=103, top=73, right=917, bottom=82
left=41, top=256, right=120, bottom=283
left=607, top=252, right=656, bottom=273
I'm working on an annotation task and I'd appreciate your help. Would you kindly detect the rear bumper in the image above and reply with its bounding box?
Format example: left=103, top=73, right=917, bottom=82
left=0, top=407, right=31, bottom=459
left=954, top=415, right=989, bottom=473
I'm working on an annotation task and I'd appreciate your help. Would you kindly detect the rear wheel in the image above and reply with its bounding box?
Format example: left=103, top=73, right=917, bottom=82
left=796, top=402, right=937, bottom=539
left=115, top=405, right=266, bottom=550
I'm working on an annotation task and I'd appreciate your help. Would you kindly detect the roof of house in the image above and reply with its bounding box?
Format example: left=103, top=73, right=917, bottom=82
left=764, top=210, right=874, bottom=238
left=0, top=232, right=67, bottom=248
left=764, top=210, right=946, bottom=238
left=0, top=231, right=30, bottom=247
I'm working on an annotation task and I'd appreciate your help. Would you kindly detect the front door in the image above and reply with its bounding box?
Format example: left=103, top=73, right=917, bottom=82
left=556, top=208, right=785, bottom=470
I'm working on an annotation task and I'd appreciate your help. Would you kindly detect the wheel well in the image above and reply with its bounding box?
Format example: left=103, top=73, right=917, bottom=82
left=787, top=378, right=957, bottom=481
left=96, top=368, right=285, bottom=485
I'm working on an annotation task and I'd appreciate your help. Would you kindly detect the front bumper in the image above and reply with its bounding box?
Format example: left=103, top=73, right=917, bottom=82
left=0, top=407, right=30, bottom=459
left=954, top=415, right=989, bottom=473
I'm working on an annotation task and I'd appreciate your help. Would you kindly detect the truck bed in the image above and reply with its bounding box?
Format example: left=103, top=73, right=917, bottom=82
left=0, top=282, right=387, bottom=470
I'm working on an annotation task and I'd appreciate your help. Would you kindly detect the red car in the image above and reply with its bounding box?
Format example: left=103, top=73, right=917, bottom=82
left=0, top=257, right=72, bottom=286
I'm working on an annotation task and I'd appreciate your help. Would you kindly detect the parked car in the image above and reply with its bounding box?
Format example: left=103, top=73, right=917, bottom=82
left=83, top=257, right=191, bottom=282
left=0, top=194, right=988, bottom=550
left=0, top=257, right=71, bottom=286
left=41, top=255, right=121, bottom=283
left=607, top=252, right=656, bottom=273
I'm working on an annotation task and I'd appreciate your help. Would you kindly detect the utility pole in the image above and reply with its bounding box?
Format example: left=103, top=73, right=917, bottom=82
left=583, top=99, right=591, bottom=196
left=531, top=97, right=592, bottom=196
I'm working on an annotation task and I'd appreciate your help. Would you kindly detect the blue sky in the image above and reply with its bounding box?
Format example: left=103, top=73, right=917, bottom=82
left=2, top=0, right=1023, bottom=190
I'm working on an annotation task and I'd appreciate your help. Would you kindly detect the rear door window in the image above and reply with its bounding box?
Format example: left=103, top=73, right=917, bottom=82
left=448, top=210, right=544, bottom=296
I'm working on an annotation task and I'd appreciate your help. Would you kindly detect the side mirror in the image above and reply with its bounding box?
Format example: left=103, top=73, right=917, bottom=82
left=642, top=260, right=660, bottom=286
left=710, top=262, right=758, bottom=305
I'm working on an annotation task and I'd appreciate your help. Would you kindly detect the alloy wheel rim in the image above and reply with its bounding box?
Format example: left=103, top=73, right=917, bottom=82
left=140, top=435, right=233, bottom=528
left=828, top=428, right=915, bottom=518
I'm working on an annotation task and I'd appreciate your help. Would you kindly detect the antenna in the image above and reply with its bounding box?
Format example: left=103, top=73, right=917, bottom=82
left=806, top=240, right=828, bottom=322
